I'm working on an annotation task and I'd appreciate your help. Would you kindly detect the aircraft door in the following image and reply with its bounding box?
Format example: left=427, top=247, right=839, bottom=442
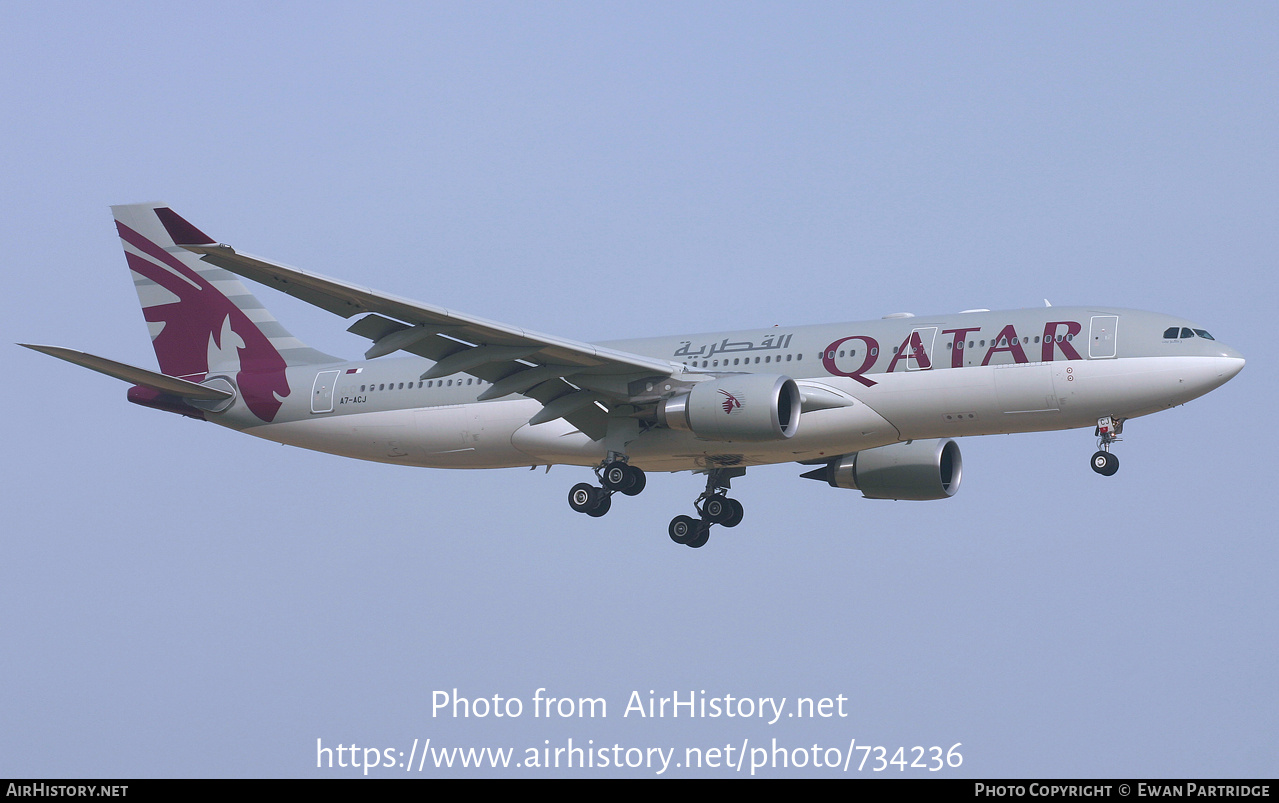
left=907, top=327, right=938, bottom=370
left=1089, top=316, right=1119, bottom=359
left=311, top=369, right=339, bottom=413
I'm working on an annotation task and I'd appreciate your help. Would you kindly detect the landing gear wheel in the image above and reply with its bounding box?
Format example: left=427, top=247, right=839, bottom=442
left=569, top=483, right=598, bottom=513
left=721, top=498, right=744, bottom=528
left=687, top=522, right=711, bottom=549
left=601, top=462, right=634, bottom=492
left=619, top=465, right=646, bottom=496
left=702, top=494, right=733, bottom=524
left=1091, top=450, right=1119, bottom=476
left=586, top=493, right=612, bottom=517
left=669, top=515, right=698, bottom=545
left=570, top=483, right=611, bottom=516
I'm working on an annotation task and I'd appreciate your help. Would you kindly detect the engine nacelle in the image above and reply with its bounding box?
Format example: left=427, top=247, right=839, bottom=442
left=801, top=439, right=962, bottom=500
left=657, top=374, right=801, bottom=442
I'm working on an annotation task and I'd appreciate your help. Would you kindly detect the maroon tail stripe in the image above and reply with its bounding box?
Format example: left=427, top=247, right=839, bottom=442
left=116, top=220, right=205, bottom=281
left=117, top=217, right=290, bottom=423
left=154, top=207, right=216, bottom=246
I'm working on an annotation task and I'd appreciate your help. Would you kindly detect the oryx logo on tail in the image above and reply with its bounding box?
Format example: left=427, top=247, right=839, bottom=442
left=115, top=207, right=292, bottom=423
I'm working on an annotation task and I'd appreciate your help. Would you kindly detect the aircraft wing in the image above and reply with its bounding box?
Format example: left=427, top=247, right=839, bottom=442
left=162, top=210, right=679, bottom=439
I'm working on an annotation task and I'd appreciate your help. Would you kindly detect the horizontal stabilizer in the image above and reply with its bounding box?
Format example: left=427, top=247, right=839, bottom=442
left=19, top=344, right=234, bottom=401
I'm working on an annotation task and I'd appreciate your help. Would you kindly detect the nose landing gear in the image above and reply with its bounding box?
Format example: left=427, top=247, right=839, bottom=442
left=1090, top=451, right=1118, bottom=476
left=1090, top=416, right=1122, bottom=476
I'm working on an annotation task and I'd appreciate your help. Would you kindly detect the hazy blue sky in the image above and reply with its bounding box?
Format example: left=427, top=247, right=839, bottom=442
left=3, top=2, right=1274, bottom=777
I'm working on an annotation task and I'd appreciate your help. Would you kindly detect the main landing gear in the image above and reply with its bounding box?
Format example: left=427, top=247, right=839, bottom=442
left=668, top=467, right=745, bottom=550
left=567, top=457, right=646, bottom=518
left=566, top=461, right=748, bottom=549
left=1090, top=416, right=1123, bottom=477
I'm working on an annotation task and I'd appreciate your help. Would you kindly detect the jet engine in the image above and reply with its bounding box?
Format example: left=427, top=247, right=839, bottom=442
left=657, top=374, right=801, bottom=442
left=800, top=439, right=962, bottom=500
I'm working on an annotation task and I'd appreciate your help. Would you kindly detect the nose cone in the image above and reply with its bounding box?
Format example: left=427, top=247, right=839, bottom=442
left=1217, top=342, right=1245, bottom=364
left=1220, top=353, right=1245, bottom=383
left=1212, top=341, right=1245, bottom=382
left=1185, top=350, right=1244, bottom=399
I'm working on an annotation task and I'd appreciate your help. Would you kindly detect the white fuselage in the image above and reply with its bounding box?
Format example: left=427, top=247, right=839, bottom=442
left=217, top=306, right=1244, bottom=473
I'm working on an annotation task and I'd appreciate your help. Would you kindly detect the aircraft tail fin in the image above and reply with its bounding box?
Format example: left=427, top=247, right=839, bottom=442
left=113, top=203, right=339, bottom=376
left=111, top=203, right=340, bottom=422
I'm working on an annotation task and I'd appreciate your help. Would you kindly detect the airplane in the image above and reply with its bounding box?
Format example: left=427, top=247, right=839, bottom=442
left=22, top=203, right=1245, bottom=548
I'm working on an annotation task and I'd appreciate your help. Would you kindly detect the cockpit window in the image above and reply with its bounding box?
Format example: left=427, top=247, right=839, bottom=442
left=1163, top=326, right=1216, bottom=341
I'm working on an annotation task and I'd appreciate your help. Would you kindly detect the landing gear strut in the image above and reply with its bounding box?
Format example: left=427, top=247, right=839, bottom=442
left=1090, top=416, right=1122, bottom=476
left=668, top=467, right=746, bottom=549
left=567, top=457, right=646, bottom=517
